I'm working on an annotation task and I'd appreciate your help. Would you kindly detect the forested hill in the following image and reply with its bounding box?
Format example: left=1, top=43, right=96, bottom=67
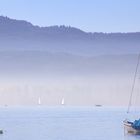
left=0, top=16, right=139, bottom=55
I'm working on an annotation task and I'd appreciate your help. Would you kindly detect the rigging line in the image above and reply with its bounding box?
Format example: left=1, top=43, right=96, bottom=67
left=133, top=75, right=140, bottom=113
left=127, top=53, right=140, bottom=113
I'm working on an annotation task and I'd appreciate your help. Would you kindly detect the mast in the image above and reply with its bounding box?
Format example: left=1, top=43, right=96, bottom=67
left=127, top=53, right=140, bottom=113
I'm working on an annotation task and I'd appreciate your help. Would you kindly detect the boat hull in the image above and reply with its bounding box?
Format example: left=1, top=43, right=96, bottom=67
left=0, top=130, right=3, bottom=134
left=123, top=120, right=140, bottom=134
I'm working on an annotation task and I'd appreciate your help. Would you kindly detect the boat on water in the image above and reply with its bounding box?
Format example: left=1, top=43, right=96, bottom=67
left=61, top=98, right=65, bottom=105
left=0, top=130, right=3, bottom=134
left=123, top=119, right=140, bottom=134
left=38, top=97, right=41, bottom=105
left=95, top=104, right=102, bottom=107
left=123, top=53, right=140, bottom=134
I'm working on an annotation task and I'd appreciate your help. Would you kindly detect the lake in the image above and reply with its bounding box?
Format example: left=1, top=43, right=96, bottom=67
left=0, top=106, right=140, bottom=140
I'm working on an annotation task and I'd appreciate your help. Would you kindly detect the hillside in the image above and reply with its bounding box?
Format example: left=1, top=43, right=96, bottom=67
left=0, top=16, right=139, bottom=56
left=0, top=16, right=139, bottom=105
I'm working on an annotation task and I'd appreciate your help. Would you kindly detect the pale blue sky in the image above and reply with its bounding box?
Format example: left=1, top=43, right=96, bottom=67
left=0, top=0, right=140, bottom=32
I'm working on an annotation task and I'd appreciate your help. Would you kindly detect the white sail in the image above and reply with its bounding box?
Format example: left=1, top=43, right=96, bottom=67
left=61, top=98, right=65, bottom=105
left=38, top=97, right=41, bottom=105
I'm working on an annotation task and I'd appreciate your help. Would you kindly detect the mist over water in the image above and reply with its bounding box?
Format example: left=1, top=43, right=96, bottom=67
left=0, top=1, right=140, bottom=139
left=0, top=51, right=139, bottom=106
left=0, top=16, right=140, bottom=106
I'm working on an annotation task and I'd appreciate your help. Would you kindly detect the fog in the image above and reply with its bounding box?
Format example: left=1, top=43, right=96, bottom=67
left=0, top=52, right=139, bottom=106
left=0, top=16, right=140, bottom=106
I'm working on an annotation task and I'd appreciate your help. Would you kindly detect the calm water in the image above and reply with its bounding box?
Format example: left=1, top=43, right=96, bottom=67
left=0, top=106, right=140, bottom=140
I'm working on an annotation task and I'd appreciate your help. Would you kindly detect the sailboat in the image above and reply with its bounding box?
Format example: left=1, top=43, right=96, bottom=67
left=38, top=97, right=41, bottom=105
left=61, top=98, right=65, bottom=105
left=123, top=53, right=140, bottom=134
left=123, top=119, right=140, bottom=134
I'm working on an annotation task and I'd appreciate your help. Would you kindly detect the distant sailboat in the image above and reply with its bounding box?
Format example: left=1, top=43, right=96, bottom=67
left=61, top=98, right=65, bottom=105
left=38, top=97, right=41, bottom=105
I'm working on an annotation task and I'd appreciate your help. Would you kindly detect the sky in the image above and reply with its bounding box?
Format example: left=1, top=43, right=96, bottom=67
left=0, top=0, right=140, bottom=32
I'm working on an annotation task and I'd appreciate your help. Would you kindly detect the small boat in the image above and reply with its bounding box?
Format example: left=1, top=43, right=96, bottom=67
left=123, top=53, right=140, bottom=134
left=0, top=130, right=3, bottom=134
left=61, top=98, right=65, bottom=105
left=123, top=119, right=140, bottom=134
left=95, top=104, right=102, bottom=107
left=38, top=97, right=41, bottom=105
